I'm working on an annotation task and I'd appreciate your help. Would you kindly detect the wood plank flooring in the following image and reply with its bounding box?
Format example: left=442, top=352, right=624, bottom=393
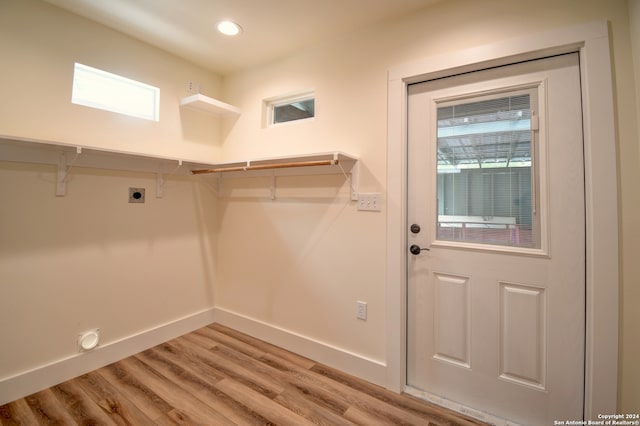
left=0, top=323, right=489, bottom=425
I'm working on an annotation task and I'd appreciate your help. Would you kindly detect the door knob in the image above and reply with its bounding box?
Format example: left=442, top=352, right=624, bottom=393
left=409, top=244, right=430, bottom=255
left=410, top=224, right=421, bottom=234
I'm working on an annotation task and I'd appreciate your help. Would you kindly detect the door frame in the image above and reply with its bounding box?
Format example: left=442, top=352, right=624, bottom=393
left=386, top=21, right=618, bottom=419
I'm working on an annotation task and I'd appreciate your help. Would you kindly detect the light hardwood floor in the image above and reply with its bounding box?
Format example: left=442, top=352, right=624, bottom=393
left=0, top=323, right=489, bottom=425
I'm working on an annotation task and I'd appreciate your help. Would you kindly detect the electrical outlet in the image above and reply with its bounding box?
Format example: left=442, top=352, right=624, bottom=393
left=356, top=301, right=367, bottom=320
left=129, top=187, right=145, bottom=203
left=357, top=193, right=382, bottom=211
left=188, top=80, right=202, bottom=94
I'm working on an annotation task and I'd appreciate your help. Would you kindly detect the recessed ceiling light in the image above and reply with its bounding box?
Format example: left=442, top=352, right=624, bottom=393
left=217, top=20, right=242, bottom=36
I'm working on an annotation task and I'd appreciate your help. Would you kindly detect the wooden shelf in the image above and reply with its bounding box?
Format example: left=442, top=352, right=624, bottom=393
left=179, top=94, right=240, bottom=116
left=192, top=152, right=356, bottom=175
left=191, top=152, right=360, bottom=200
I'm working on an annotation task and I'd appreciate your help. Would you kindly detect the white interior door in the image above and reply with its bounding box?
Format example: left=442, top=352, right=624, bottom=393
left=406, top=53, right=585, bottom=425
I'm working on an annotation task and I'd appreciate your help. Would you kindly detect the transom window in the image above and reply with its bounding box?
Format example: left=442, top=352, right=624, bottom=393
left=264, top=90, right=315, bottom=126
left=72, top=63, right=160, bottom=122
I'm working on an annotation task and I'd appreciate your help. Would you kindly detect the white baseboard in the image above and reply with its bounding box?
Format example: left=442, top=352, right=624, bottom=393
left=1, top=307, right=389, bottom=406
left=0, top=308, right=216, bottom=405
left=212, top=307, right=387, bottom=388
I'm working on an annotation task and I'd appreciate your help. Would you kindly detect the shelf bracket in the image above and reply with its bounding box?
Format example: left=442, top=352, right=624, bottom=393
left=56, top=146, right=82, bottom=197
left=270, top=174, right=276, bottom=200
left=217, top=174, right=224, bottom=197
left=350, top=160, right=360, bottom=201
left=56, top=153, right=67, bottom=197
left=156, top=159, right=183, bottom=198
left=156, top=173, right=164, bottom=198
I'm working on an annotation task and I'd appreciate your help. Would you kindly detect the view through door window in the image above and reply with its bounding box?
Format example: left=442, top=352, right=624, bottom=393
left=436, top=91, right=539, bottom=248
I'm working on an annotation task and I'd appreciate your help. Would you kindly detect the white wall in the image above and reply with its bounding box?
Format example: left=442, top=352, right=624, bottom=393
left=0, top=0, right=224, bottom=160
left=1, top=0, right=638, bottom=412
left=0, top=0, right=220, bottom=401
left=0, top=163, right=217, bottom=379
left=218, top=0, right=639, bottom=410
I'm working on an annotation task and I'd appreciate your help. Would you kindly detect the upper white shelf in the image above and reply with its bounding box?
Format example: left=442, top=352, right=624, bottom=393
left=0, top=137, right=360, bottom=200
left=179, top=94, right=241, bottom=116
left=0, top=136, right=216, bottom=176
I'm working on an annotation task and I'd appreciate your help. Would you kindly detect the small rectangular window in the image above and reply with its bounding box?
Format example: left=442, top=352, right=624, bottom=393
left=265, top=91, right=315, bottom=126
left=72, top=63, right=160, bottom=121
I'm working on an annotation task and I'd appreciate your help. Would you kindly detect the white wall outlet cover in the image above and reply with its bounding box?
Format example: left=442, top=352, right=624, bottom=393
left=356, top=301, right=367, bottom=320
left=78, top=329, right=100, bottom=351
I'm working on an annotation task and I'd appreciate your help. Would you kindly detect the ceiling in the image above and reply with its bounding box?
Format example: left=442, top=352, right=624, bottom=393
left=42, top=0, right=439, bottom=76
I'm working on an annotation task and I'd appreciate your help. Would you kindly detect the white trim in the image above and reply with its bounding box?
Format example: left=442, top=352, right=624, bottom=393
left=386, top=20, right=618, bottom=418
left=213, top=307, right=387, bottom=386
left=0, top=306, right=387, bottom=406
left=0, top=308, right=216, bottom=405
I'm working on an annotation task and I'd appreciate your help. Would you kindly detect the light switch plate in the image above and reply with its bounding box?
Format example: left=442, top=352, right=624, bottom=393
left=357, top=193, right=381, bottom=211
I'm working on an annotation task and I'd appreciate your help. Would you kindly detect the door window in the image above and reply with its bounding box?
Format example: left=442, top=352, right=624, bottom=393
left=435, top=90, right=539, bottom=249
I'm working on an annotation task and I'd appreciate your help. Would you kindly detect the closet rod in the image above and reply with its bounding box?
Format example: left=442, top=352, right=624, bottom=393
left=191, top=159, right=338, bottom=175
